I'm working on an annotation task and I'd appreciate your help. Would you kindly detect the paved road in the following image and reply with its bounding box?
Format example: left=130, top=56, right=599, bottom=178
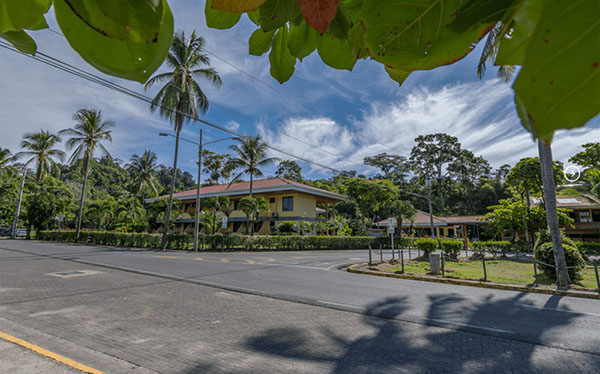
left=0, top=239, right=599, bottom=373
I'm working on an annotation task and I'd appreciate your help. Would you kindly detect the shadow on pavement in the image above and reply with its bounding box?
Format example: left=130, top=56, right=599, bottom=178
left=184, top=293, right=598, bottom=374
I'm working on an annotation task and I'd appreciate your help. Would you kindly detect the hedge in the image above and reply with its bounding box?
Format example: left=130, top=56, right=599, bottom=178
left=575, top=241, right=600, bottom=256
left=471, top=241, right=513, bottom=257
left=36, top=230, right=419, bottom=251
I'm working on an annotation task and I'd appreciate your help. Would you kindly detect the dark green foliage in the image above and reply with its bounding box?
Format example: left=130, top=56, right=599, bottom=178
left=471, top=241, right=513, bottom=257
left=415, top=238, right=438, bottom=255
left=535, top=243, right=585, bottom=281
left=575, top=242, right=600, bottom=256
left=440, top=239, right=463, bottom=259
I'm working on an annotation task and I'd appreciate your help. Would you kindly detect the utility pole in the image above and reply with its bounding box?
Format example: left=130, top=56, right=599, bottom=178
left=426, top=175, right=435, bottom=239
left=11, top=164, right=28, bottom=239
left=193, top=129, right=203, bottom=252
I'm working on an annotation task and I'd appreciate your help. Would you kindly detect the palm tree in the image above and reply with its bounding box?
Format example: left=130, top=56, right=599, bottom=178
left=60, top=109, right=114, bottom=240
left=582, top=168, right=600, bottom=199
left=13, top=131, right=65, bottom=238
left=387, top=200, right=417, bottom=235
left=129, top=150, right=160, bottom=199
left=0, top=147, right=15, bottom=179
left=228, top=135, right=280, bottom=196
left=144, top=30, right=222, bottom=249
left=14, top=130, right=65, bottom=184
left=200, top=196, right=230, bottom=234
left=239, top=196, right=269, bottom=235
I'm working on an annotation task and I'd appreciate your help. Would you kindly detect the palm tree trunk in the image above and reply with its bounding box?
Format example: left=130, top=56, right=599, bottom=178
left=249, top=174, right=253, bottom=197
left=538, top=140, right=570, bottom=287
left=76, top=168, right=89, bottom=241
left=161, top=126, right=181, bottom=249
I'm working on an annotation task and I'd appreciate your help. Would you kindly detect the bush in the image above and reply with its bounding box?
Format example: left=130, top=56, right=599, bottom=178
left=471, top=241, right=512, bottom=257
left=415, top=238, right=438, bottom=255
left=439, top=239, right=463, bottom=259
left=575, top=241, right=600, bottom=256
left=534, top=242, right=585, bottom=280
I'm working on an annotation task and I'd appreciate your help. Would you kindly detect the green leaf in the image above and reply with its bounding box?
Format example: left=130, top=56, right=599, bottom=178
left=63, top=0, right=163, bottom=43
left=247, top=9, right=261, bottom=25
left=317, top=33, right=356, bottom=70
left=55, top=0, right=174, bottom=83
left=0, top=0, right=51, bottom=33
left=249, top=28, right=275, bottom=55
left=348, top=22, right=367, bottom=59
left=361, top=0, right=496, bottom=71
left=450, top=0, right=520, bottom=33
left=0, top=30, right=37, bottom=54
left=326, top=2, right=351, bottom=39
left=212, top=0, right=267, bottom=12
left=206, top=0, right=242, bottom=29
left=287, top=22, right=317, bottom=61
left=269, top=25, right=296, bottom=83
left=513, top=0, right=600, bottom=142
left=385, top=66, right=410, bottom=86
left=259, top=0, right=299, bottom=32
left=495, top=0, right=544, bottom=66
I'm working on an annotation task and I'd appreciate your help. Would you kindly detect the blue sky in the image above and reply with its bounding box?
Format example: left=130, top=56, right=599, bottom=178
left=1, top=0, right=599, bottom=182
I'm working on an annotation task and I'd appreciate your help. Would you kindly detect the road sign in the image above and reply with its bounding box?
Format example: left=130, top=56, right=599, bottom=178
left=221, top=216, right=228, bottom=229
left=388, top=217, right=395, bottom=234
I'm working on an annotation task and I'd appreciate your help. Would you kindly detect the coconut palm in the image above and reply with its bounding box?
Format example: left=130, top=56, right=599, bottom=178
left=14, top=130, right=65, bottom=184
left=60, top=109, right=114, bottom=240
left=238, top=196, right=269, bottom=235
left=144, top=30, right=222, bottom=249
left=228, top=135, right=280, bottom=196
left=0, top=147, right=16, bottom=178
left=582, top=168, right=600, bottom=199
left=200, top=196, right=230, bottom=234
left=13, top=131, right=65, bottom=237
left=128, top=150, right=160, bottom=199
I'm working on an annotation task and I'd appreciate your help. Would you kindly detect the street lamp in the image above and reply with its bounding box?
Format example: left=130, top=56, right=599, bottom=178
left=11, top=161, right=31, bottom=239
left=159, top=131, right=233, bottom=252
left=425, top=175, right=435, bottom=239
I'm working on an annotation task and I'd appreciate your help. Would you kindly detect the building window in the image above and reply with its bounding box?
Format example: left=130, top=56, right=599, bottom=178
left=579, top=211, right=592, bottom=223
left=270, top=197, right=276, bottom=203
left=282, top=196, right=293, bottom=211
left=233, top=200, right=240, bottom=210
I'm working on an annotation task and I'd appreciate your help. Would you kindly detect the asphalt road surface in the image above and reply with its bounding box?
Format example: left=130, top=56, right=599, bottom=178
left=0, top=239, right=599, bottom=373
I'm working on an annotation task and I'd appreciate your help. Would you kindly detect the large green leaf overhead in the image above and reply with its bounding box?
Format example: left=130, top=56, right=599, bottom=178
left=495, top=0, right=544, bottom=66
left=513, top=0, right=600, bottom=142
left=0, top=30, right=37, bottom=54
left=63, top=0, right=164, bottom=43
left=0, top=0, right=50, bottom=33
left=269, top=25, right=296, bottom=83
left=361, top=0, right=498, bottom=70
left=55, top=0, right=174, bottom=83
left=206, top=0, right=242, bottom=29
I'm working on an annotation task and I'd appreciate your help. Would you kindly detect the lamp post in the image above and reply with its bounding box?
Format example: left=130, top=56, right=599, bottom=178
left=11, top=162, right=30, bottom=239
left=426, top=175, right=435, bottom=239
left=159, top=132, right=233, bottom=252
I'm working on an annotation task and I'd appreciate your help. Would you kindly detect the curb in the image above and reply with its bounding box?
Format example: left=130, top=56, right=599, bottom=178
left=347, top=264, right=600, bottom=300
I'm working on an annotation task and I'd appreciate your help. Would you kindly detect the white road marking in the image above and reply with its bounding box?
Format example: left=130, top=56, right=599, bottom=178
left=517, top=303, right=600, bottom=317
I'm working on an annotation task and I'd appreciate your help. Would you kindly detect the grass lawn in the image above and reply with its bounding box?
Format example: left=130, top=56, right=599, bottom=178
left=386, top=259, right=599, bottom=290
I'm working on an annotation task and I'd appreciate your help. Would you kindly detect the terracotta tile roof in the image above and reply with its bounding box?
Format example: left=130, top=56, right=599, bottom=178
left=377, top=211, right=486, bottom=226
left=157, top=177, right=344, bottom=201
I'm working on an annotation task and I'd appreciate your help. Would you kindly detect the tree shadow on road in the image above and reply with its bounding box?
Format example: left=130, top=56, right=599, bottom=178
left=184, top=293, right=599, bottom=373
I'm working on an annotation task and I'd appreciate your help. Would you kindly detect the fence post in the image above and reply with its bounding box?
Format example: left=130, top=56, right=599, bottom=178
left=482, top=257, right=487, bottom=281
left=441, top=254, right=445, bottom=277
left=594, top=263, right=600, bottom=295
left=408, top=247, right=412, bottom=260
left=368, top=245, right=372, bottom=266
left=533, top=258, right=539, bottom=286
left=392, top=247, right=395, bottom=260
left=401, top=249, right=405, bottom=274
left=380, top=245, right=383, bottom=263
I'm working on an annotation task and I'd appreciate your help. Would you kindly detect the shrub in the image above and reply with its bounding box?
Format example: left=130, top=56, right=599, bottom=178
left=534, top=242, right=585, bottom=280
left=575, top=241, right=600, bottom=256
left=439, top=239, right=463, bottom=259
left=415, top=238, right=438, bottom=255
left=471, top=241, right=512, bottom=257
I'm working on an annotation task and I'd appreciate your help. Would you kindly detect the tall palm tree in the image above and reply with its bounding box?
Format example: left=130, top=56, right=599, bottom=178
left=13, top=131, right=65, bottom=238
left=0, top=147, right=15, bottom=179
left=129, top=150, right=160, bottom=199
left=582, top=168, right=600, bottom=199
left=228, top=135, right=280, bottom=196
left=200, top=196, right=230, bottom=234
left=14, top=131, right=65, bottom=184
left=145, top=30, right=222, bottom=249
left=60, top=109, right=114, bottom=240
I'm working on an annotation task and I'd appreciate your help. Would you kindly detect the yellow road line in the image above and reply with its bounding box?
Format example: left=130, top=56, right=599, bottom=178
left=154, top=255, right=178, bottom=259
left=246, top=259, right=257, bottom=264
left=220, top=258, right=229, bottom=263
left=194, top=257, right=203, bottom=261
left=0, top=330, right=104, bottom=374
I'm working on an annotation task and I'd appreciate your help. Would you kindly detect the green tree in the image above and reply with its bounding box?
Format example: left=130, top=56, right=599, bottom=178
left=344, top=178, right=397, bottom=225
left=275, top=160, right=303, bottom=182
left=0, top=147, right=14, bottom=177
left=25, top=176, right=75, bottom=233
left=385, top=200, right=417, bottom=235
left=60, top=108, right=114, bottom=240
left=228, top=135, right=280, bottom=196
left=129, top=150, right=160, bottom=199
left=238, top=196, right=269, bottom=236
left=582, top=168, right=600, bottom=200
left=86, top=199, right=117, bottom=231
left=144, top=30, right=222, bottom=249
left=14, top=130, right=65, bottom=184
left=363, top=153, right=409, bottom=182
left=506, top=157, right=563, bottom=198
left=409, top=133, right=461, bottom=209
left=569, top=142, right=600, bottom=169
left=202, top=150, right=232, bottom=185
left=116, top=196, right=147, bottom=231
left=200, top=196, right=230, bottom=234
